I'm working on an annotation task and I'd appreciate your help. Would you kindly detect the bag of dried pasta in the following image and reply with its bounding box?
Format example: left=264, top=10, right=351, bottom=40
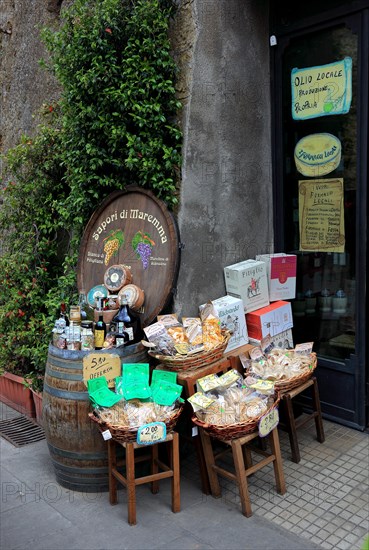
left=199, top=302, right=223, bottom=351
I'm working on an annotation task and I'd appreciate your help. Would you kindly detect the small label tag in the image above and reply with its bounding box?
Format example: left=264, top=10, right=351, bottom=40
left=102, top=429, right=112, bottom=441
left=137, top=422, right=166, bottom=445
left=250, top=380, right=275, bottom=393
left=192, top=426, right=198, bottom=437
left=258, top=408, right=279, bottom=438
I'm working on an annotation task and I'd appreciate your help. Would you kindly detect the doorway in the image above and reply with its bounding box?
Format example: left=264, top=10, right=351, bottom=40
left=271, top=1, right=368, bottom=428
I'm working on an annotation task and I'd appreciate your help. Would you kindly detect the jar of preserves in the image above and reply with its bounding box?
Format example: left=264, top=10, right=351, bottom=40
left=81, top=321, right=94, bottom=351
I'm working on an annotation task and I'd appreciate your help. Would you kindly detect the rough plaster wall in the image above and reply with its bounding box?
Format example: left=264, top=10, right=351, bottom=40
left=0, top=0, right=63, bottom=174
left=174, top=0, right=273, bottom=316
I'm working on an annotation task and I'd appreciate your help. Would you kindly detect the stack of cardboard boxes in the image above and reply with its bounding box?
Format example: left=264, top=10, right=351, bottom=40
left=223, top=254, right=297, bottom=349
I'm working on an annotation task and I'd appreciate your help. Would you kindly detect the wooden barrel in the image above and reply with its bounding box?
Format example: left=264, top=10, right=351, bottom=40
left=42, top=343, right=148, bottom=493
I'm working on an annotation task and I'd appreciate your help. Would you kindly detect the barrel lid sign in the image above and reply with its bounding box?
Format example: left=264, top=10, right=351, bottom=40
left=77, top=188, right=180, bottom=327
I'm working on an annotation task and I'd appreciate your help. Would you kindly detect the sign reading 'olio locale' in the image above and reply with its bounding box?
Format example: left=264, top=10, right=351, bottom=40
left=77, top=188, right=180, bottom=328
left=291, top=57, right=352, bottom=120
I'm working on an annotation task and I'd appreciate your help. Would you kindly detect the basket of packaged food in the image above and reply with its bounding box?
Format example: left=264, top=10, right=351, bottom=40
left=89, top=402, right=184, bottom=444
left=144, top=305, right=231, bottom=372
left=244, top=342, right=317, bottom=393
left=188, top=368, right=280, bottom=441
left=87, top=365, right=184, bottom=444
left=147, top=331, right=231, bottom=371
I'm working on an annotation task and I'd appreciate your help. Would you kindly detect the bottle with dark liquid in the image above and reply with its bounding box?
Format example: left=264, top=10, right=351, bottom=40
left=94, top=299, right=107, bottom=350
left=112, top=294, right=142, bottom=346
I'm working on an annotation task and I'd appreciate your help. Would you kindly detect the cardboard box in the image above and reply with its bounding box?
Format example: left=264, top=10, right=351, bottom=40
left=224, top=259, right=269, bottom=314
left=256, top=253, right=297, bottom=301
left=249, top=328, right=294, bottom=349
left=204, top=295, right=249, bottom=353
left=246, top=300, right=293, bottom=340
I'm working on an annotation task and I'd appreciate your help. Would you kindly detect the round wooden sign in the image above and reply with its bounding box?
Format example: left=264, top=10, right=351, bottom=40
left=77, top=188, right=180, bottom=327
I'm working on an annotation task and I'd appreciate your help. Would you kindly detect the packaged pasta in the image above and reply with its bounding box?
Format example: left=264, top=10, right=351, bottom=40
left=143, top=322, right=177, bottom=355
left=182, top=317, right=203, bottom=346
left=199, top=302, right=223, bottom=351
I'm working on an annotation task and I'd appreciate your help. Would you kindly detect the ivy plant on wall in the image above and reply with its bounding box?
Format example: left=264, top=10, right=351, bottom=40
left=0, top=0, right=181, bottom=389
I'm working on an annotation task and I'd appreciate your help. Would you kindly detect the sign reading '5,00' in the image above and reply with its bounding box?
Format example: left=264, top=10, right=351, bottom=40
left=291, top=57, right=352, bottom=121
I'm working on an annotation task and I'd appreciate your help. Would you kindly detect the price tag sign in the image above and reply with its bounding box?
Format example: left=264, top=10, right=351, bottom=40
left=83, top=353, right=121, bottom=388
left=258, top=408, right=279, bottom=438
left=137, top=422, right=167, bottom=445
left=102, top=429, right=112, bottom=441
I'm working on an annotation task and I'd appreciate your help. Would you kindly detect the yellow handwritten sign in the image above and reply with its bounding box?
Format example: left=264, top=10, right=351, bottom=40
left=83, top=353, right=121, bottom=388
left=299, top=179, right=345, bottom=253
left=291, top=58, right=352, bottom=120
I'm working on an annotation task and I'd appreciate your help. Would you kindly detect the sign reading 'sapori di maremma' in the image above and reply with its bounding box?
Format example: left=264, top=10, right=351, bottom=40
left=291, top=57, right=352, bottom=120
left=77, top=188, right=180, bottom=327
left=299, top=179, right=345, bottom=253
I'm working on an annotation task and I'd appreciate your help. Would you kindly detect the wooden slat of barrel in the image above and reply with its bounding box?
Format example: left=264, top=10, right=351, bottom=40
left=43, top=343, right=148, bottom=492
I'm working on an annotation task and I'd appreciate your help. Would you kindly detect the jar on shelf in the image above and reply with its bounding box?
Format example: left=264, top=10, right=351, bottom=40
left=332, top=289, right=347, bottom=314
left=304, top=289, right=316, bottom=314
left=81, top=321, right=94, bottom=351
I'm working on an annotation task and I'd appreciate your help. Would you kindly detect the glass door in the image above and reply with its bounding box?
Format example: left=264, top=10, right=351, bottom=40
left=272, top=6, right=368, bottom=428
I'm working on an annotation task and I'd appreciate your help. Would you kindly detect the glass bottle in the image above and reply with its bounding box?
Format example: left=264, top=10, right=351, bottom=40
left=59, top=302, right=70, bottom=328
left=94, top=299, right=107, bottom=350
left=110, top=306, right=130, bottom=347
left=114, top=294, right=142, bottom=345
left=78, top=291, right=94, bottom=322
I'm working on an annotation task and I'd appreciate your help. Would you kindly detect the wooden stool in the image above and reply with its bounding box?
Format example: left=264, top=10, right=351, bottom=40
left=279, top=376, right=325, bottom=463
left=108, top=432, right=180, bottom=525
left=156, top=357, right=232, bottom=495
left=200, top=427, right=286, bottom=517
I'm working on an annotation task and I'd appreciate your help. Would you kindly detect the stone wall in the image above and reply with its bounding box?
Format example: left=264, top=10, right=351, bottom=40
left=0, top=0, right=65, bottom=173
left=173, top=0, right=273, bottom=316
left=0, top=0, right=273, bottom=313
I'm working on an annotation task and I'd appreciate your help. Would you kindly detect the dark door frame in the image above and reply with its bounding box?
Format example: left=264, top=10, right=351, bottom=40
left=270, top=2, right=368, bottom=429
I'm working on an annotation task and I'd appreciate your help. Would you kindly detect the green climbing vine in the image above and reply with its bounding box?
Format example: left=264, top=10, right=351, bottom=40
left=0, top=0, right=182, bottom=388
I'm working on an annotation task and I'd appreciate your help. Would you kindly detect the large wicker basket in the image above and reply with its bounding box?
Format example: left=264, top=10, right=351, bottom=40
left=265, top=352, right=317, bottom=393
left=148, top=331, right=231, bottom=372
left=192, top=395, right=280, bottom=441
left=88, top=405, right=183, bottom=444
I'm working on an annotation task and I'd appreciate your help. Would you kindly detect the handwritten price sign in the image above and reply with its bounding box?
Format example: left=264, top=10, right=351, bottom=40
left=258, top=408, right=279, bottom=438
left=137, top=422, right=167, bottom=445
left=83, top=353, right=121, bottom=387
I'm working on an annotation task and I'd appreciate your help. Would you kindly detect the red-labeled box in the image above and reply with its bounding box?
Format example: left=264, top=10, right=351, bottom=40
left=245, top=300, right=293, bottom=341
left=256, top=253, right=296, bottom=301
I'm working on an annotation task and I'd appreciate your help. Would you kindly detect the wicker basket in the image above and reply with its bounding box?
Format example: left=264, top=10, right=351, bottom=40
left=266, top=352, right=317, bottom=393
left=88, top=405, right=183, bottom=444
left=192, top=395, right=280, bottom=441
left=148, top=331, right=231, bottom=372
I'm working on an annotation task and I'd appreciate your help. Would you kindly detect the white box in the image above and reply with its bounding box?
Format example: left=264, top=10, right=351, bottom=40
left=245, top=300, right=293, bottom=340
left=224, top=260, right=269, bottom=313
left=249, top=328, right=294, bottom=349
left=204, top=295, right=249, bottom=353
left=256, top=253, right=297, bottom=301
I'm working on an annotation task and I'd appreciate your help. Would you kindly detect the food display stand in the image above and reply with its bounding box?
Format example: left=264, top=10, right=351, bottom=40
left=43, top=188, right=181, bottom=492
